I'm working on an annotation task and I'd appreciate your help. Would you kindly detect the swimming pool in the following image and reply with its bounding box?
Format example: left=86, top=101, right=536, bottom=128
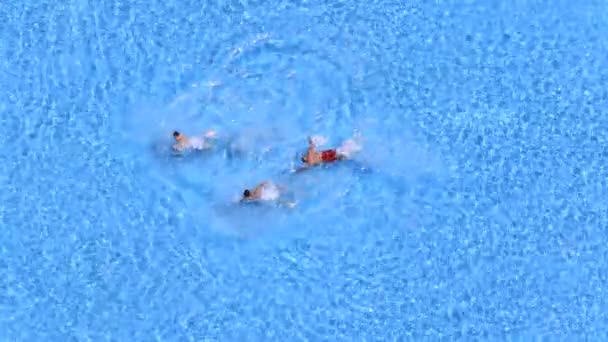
left=2, top=0, right=608, bottom=340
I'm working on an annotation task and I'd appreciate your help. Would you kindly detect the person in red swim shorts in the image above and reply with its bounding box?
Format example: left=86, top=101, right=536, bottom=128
left=300, top=134, right=362, bottom=169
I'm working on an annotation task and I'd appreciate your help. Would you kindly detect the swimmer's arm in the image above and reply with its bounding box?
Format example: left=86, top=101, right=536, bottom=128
left=251, top=183, right=268, bottom=198
left=307, top=136, right=316, bottom=153
left=173, top=136, right=190, bottom=149
left=253, top=181, right=269, bottom=193
left=302, top=137, right=317, bottom=166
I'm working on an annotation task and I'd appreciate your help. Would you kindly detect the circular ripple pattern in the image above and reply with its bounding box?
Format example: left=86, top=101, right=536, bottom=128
left=2, top=0, right=608, bottom=341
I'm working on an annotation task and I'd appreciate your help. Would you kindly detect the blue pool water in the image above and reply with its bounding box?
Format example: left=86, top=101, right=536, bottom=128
left=2, top=0, right=608, bottom=340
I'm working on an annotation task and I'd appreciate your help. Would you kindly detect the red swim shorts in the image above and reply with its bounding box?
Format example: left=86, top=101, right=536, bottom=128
left=321, top=149, right=338, bottom=162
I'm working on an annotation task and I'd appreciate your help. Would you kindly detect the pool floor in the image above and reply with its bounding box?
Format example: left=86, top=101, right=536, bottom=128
left=1, top=0, right=608, bottom=340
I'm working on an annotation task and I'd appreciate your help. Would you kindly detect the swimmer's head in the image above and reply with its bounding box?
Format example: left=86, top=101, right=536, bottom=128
left=243, top=189, right=251, bottom=199
left=173, top=131, right=184, bottom=141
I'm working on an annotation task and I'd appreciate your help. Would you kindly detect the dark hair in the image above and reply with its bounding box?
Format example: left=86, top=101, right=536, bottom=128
left=173, top=131, right=180, bottom=137
left=243, top=189, right=251, bottom=198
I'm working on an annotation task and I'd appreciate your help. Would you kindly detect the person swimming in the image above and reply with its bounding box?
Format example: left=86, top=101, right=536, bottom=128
left=172, top=129, right=217, bottom=152
left=241, top=181, right=296, bottom=207
left=300, top=134, right=362, bottom=168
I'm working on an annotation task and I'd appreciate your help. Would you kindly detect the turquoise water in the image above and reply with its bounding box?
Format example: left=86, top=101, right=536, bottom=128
left=2, top=0, right=608, bottom=340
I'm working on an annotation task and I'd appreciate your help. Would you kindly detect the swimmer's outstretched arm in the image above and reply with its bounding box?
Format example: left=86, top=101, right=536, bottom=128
left=252, top=181, right=269, bottom=196
left=303, top=136, right=317, bottom=165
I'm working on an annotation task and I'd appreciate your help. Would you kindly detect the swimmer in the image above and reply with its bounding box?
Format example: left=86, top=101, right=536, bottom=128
left=299, top=134, right=362, bottom=169
left=172, top=129, right=217, bottom=152
left=241, top=181, right=297, bottom=208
